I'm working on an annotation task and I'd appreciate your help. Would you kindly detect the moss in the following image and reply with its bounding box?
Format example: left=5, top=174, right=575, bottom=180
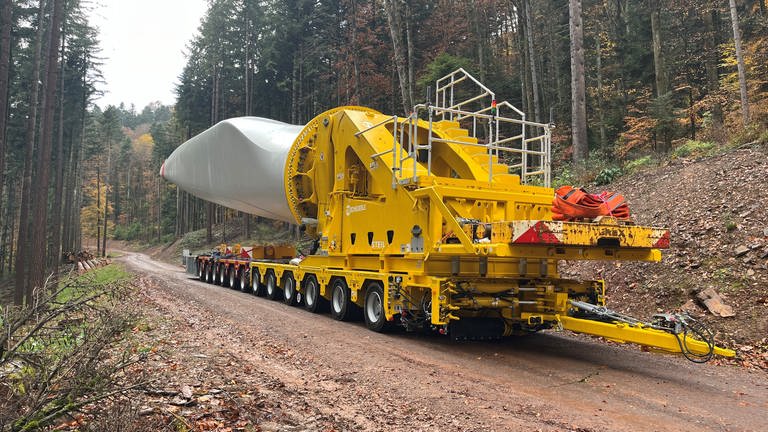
left=88, top=264, right=131, bottom=284
left=56, top=263, right=131, bottom=303
left=624, top=155, right=655, bottom=173
left=672, top=140, right=717, bottom=158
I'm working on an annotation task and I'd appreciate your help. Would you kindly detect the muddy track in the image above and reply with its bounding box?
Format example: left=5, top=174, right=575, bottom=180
left=122, top=252, right=768, bottom=432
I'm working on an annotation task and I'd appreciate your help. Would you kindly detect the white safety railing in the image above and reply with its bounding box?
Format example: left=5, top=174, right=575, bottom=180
left=362, top=69, right=552, bottom=188
left=433, top=68, right=552, bottom=186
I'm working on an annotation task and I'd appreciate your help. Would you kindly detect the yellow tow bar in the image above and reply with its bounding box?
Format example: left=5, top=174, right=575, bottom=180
left=559, top=315, right=736, bottom=359
left=559, top=301, right=736, bottom=362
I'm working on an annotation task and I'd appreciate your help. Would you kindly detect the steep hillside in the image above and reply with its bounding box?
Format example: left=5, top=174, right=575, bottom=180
left=561, top=144, right=768, bottom=363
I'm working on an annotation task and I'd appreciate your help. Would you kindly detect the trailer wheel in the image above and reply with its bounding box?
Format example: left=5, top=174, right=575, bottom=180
left=197, top=260, right=205, bottom=280
left=264, top=271, right=281, bottom=300
left=330, top=279, right=359, bottom=321
left=252, top=268, right=265, bottom=296
left=213, top=263, right=221, bottom=285
left=282, top=273, right=298, bottom=306
left=364, top=282, right=391, bottom=332
left=228, top=265, right=237, bottom=289
left=239, top=268, right=250, bottom=292
left=217, top=264, right=227, bottom=286
left=206, top=262, right=214, bottom=283
left=303, top=275, right=327, bottom=313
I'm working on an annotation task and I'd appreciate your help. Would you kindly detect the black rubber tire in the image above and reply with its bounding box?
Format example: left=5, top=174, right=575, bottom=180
left=218, top=264, right=228, bottom=287
left=282, top=273, right=298, bottom=306
left=303, top=275, right=328, bottom=313
left=364, top=282, right=392, bottom=332
left=206, top=262, right=214, bottom=283
left=330, top=279, right=359, bottom=321
left=239, top=268, right=250, bottom=292
left=213, top=263, right=221, bottom=285
left=264, top=271, right=281, bottom=300
left=197, top=261, right=205, bottom=280
left=252, top=268, right=265, bottom=296
left=228, top=265, right=237, bottom=289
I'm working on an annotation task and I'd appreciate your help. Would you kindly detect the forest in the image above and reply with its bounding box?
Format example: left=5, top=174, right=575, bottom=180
left=0, top=0, right=767, bottom=304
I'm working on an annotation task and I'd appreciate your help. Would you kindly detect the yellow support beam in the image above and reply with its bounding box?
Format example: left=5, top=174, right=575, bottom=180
left=412, top=187, right=476, bottom=253
left=558, top=315, right=736, bottom=358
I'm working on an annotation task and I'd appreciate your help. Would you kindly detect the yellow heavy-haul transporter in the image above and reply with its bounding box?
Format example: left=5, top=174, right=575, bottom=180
left=166, top=69, right=734, bottom=362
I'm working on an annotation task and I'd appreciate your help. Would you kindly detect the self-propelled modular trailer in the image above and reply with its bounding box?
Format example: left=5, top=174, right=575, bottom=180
left=162, top=69, right=734, bottom=362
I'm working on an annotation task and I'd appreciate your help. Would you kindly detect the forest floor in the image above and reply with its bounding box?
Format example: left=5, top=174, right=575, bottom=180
left=99, top=252, right=766, bottom=432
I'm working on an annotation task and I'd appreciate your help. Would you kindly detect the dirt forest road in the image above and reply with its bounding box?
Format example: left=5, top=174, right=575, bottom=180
left=121, top=252, right=768, bottom=432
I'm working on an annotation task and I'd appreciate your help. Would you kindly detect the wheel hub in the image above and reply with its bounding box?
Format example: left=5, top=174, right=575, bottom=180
left=333, top=289, right=343, bottom=312
left=366, top=292, right=383, bottom=321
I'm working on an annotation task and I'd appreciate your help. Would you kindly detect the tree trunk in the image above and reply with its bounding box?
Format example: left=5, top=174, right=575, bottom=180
left=175, top=188, right=182, bottom=237
left=102, top=135, right=111, bottom=257
left=649, top=1, right=670, bottom=153
left=703, top=8, right=719, bottom=93
left=244, top=13, right=251, bottom=116
left=523, top=0, right=541, bottom=122
left=211, top=63, right=220, bottom=125
left=596, top=34, right=606, bottom=149
left=729, top=0, right=750, bottom=126
left=614, top=0, right=630, bottom=117
left=63, top=57, right=88, bottom=254
left=350, top=0, right=360, bottom=103
left=5, top=180, right=16, bottom=275
left=650, top=0, right=667, bottom=98
left=384, top=0, right=411, bottom=114
left=471, top=0, right=486, bottom=83
left=206, top=201, right=213, bottom=243
left=61, top=126, right=79, bottom=254
left=14, top=0, right=47, bottom=304
left=405, top=1, right=415, bottom=106
left=0, top=0, right=12, bottom=221
left=50, top=23, right=66, bottom=272
left=702, top=5, right=723, bottom=137
left=291, top=51, right=299, bottom=124
left=157, top=177, right=161, bottom=242
left=546, top=8, right=565, bottom=114
left=688, top=87, right=696, bottom=140
left=514, top=5, right=531, bottom=117
left=96, top=166, right=101, bottom=256
left=29, top=0, right=64, bottom=291
left=570, top=0, right=588, bottom=167
left=1, top=179, right=16, bottom=275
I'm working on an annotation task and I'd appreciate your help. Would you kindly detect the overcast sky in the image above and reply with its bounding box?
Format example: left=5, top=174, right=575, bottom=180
left=88, top=0, right=208, bottom=110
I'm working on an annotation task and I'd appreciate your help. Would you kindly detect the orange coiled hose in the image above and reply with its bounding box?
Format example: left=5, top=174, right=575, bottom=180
left=551, top=185, right=630, bottom=221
